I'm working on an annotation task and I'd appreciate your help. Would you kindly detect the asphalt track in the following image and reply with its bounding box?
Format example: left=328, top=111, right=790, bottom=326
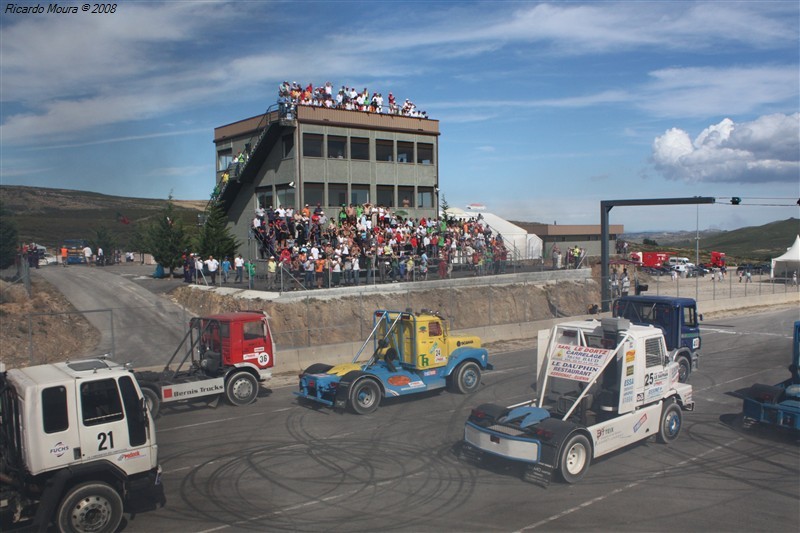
left=28, top=264, right=800, bottom=531
left=118, top=307, right=799, bottom=533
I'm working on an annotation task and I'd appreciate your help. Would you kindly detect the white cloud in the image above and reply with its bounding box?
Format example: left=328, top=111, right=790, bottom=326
left=651, top=113, right=800, bottom=183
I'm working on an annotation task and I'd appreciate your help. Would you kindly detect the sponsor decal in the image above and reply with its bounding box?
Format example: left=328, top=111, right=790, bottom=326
left=457, top=339, right=474, bottom=347
left=402, top=381, right=425, bottom=390
left=254, top=346, right=264, bottom=352
left=623, top=392, right=634, bottom=403
left=423, top=370, right=437, bottom=377
left=547, top=344, right=615, bottom=383
left=596, top=427, right=613, bottom=440
left=624, top=377, right=634, bottom=387
left=388, top=375, right=411, bottom=386
left=626, top=365, right=634, bottom=376
left=117, top=450, right=143, bottom=462
left=50, top=442, right=70, bottom=457
left=243, top=352, right=258, bottom=360
left=162, top=381, right=225, bottom=402
left=633, top=413, right=648, bottom=432
left=625, top=350, right=636, bottom=363
left=636, top=393, right=644, bottom=402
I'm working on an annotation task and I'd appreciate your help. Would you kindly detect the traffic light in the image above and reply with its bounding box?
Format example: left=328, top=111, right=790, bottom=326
left=731, top=197, right=741, bottom=205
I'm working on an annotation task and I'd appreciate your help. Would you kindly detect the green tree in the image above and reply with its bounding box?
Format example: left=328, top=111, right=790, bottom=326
left=439, top=193, right=451, bottom=223
left=194, top=202, right=240, bottom=260
left=89, top=225, right=118, bottom=265
left=643, top=238, right=659, bottom=246
left=0, top=200, right=19, bottom=269
left=144, top=196, right=190, bottom=276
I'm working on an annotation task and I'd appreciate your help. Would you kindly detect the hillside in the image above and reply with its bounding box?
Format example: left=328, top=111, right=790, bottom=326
left=0, top=185, right=205, bottom=250
left=664, top=218, right=800, bottom=261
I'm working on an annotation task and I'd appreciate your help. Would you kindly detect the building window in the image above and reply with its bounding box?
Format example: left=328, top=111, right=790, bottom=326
left=351, top=185, right=369, bottom=205
left=328, top=184, right=348, bottom=207
left=376, top=139, right=393, bottom=162
left=304, top=183, right=323, bottom=207
left=397, top=141, right=413, bottom=164
left=351, top=137, right=369, bottom=160
left=417, top=187, right=434, bottom=208
left=377, top=185, right=394, bottom=207
left=417, top=143, right=433, bottom=164
left=327, top=135, right=347, bottom=159
left=283, top=134, right=294, bottom=158
left=218, top=148, right=232, bottom=171
left=257, top=188, right=274, bottom=210
left=303, top=133, right=323, bottom=158
left=398, top=186, right=414, bottom=209
left=276, top=184, right=296, bottom=209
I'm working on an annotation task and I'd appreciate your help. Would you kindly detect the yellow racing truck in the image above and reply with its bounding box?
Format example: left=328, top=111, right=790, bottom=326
left=296, top=309, right=492, bottom=414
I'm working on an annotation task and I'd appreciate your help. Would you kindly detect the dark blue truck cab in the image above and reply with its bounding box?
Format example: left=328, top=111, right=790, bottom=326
left=613, top=295, right=701, bottom=382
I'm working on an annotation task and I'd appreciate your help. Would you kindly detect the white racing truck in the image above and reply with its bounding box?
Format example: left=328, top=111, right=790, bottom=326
left=462, top=317, right=694, bottom=485
left=0, top=358, right=163, bottom=532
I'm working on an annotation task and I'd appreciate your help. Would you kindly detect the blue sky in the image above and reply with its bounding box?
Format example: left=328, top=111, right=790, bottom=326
left=1, top=0, right=798, bottom=232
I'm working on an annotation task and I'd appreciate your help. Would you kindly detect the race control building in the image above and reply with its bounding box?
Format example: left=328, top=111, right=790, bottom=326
left=213, top=104, right=440, bottom=246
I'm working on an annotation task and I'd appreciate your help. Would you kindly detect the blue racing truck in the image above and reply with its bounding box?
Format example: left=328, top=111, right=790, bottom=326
left=613, top=295, right=701, bottom=382
left=741, top=320, right=800, bottom=431
left=295, top=309, right=492, bottom=414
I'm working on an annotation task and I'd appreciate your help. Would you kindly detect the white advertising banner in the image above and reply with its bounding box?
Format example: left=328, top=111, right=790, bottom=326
left=547, top=344, right=615, bottom=383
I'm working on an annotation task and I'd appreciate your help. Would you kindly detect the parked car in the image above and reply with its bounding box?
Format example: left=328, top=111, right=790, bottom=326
left=686, top=266, right=705, bottom=277
left=38, top=253, right=58, bottom=266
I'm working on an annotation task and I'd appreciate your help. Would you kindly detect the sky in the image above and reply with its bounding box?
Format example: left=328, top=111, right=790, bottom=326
left=1, top=0, right=799, bottom=233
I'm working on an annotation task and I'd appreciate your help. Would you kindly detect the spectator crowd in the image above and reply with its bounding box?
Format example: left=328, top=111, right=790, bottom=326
left=278, top=81, right=429, bottom=118
left=239, top=202, right=509, bottom=290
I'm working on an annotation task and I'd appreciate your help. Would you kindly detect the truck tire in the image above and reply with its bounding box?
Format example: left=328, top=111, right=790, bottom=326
left=225, top=371, right=258, bottom=407
left=657, top=402, right=682, bottom=443
left=56, top=481, right=123, bottom=533
left=451, top=361, right=481, bottom=394
left=558, top=433, right=591, bottom=483
left=142, top=387, right=160, bottom=419
left=677, top=356, right=691, bottom=383
left=349, top=378, right=381, bottom=414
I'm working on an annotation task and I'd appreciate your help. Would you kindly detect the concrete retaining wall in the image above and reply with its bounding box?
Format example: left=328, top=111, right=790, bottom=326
left=270, top=291, right=798, bottom=377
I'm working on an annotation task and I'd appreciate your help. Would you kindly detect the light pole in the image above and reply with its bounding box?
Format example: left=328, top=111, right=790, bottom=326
left=695, top=203, right=699, bottom=301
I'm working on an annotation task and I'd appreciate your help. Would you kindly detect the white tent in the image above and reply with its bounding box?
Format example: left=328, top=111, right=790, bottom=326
left=771, top=235, right=800, bottom=279
left=443, top=208, right=543, bottom=260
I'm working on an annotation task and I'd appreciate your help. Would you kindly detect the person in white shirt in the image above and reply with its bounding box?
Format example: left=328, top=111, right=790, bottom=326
left=205, top=255, right=220, bottom=285
left=234, top=254, right=245, bottom=283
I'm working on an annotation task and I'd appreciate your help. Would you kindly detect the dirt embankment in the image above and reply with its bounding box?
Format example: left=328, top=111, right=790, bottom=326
left=0, top=278, right=100, bottom=368
left=169, top=280, right=600, bottom=347
left=1, top=274, right=598, bottom=368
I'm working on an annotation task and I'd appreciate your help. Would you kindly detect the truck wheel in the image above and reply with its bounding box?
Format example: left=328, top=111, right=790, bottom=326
left=677, top=357, right=691, bottom=383
left=349, top=379, right=381, bottom=414
left=559, top=433, right=591, bottom=483
left=142, top=387, right=160, bottom=418
left=56, top=481, right=123, bottom=533
left=452, top=361, right=481, bottom=394
left=658, top=402, right=682, bottom=443
left=225, top=371, right=259, bottom=406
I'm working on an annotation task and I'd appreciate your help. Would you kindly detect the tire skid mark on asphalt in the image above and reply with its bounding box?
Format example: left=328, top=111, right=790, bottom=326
left=693, top=368, right=784, bottom=394
left=516, top=437, right=743, bottom=531
left=194, top=472, right=424, bottom=533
